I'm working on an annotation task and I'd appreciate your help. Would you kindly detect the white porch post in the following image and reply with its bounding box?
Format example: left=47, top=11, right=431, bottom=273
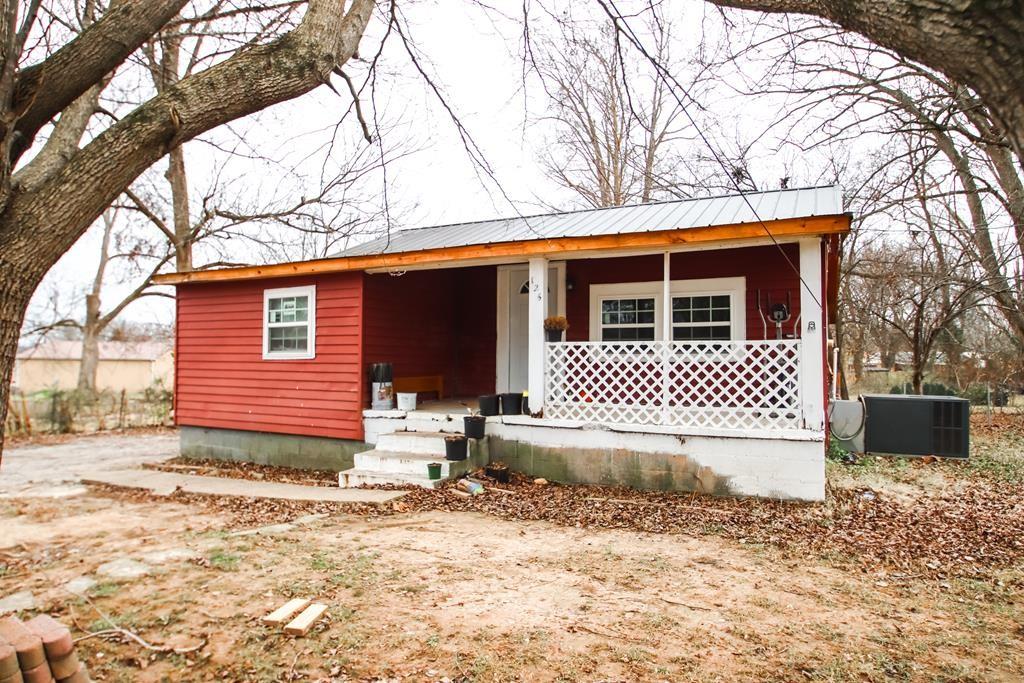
left=661, top=252, right=671, bottom=422
left=527, top=257, right=548, bottom=414
left=798, top=237, right=825, bottom=431
left=662, top=252, right=671, bottom=341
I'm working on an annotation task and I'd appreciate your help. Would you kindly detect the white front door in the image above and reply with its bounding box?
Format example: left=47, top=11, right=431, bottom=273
left=501, top=265, right=560, bottom=393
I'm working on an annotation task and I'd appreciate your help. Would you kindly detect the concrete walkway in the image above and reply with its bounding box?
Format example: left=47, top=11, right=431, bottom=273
left=85, top=468, right=407, bottom=504
left=1, top=433, right=178, bottom=498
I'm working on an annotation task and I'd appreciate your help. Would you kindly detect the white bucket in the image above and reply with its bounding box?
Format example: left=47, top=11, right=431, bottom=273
left=396, top=392, right=417, bottom=411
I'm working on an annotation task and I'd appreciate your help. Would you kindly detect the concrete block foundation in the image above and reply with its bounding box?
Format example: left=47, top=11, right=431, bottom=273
left=180, top=426, right=367, bottom=472
left=485, top=421, right=824, bottom=501
left=364, top=410, right=826, bottom=501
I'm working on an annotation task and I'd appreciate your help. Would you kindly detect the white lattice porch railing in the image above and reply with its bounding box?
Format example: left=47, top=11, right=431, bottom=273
left=544, top=340, right=802, bottom=431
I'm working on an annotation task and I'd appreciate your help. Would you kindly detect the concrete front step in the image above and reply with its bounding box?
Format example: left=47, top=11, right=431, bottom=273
left=353, top=449, right=477, bottom=478
left=376, top=431, right=459, bottom=455
left=338, top=469, right=445, bottom=489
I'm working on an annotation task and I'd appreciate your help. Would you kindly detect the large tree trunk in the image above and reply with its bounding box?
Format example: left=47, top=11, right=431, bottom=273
left=709, top=0, right=1024, bottom=160
left=0, top=271, right=30, bottom=449
left=0, top=0, right=375, bottom=458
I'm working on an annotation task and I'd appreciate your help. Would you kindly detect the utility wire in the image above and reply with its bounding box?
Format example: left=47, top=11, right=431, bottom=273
left=596, top=0, right=825, bottom=311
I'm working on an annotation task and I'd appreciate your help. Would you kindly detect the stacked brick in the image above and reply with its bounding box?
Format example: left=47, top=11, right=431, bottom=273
left=0, top=616, right=90, bottom=683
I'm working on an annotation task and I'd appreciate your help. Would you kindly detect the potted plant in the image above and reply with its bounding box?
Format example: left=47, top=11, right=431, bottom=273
left=499, top=392, right=523, bottom=415
left=544, top=316, right=569, bottom=342
left=444, top=434, right=468, bottom=461
left=426, top=462, right=442, bottom=480
left=484, top=461, right=510, bottom=483
left=478, top=394, right=499, bottom=416
left=461, top=405, right=486, bottom=439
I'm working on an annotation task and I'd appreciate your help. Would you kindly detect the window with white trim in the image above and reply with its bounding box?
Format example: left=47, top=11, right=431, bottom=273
left=263, top=285, right=316, bottom=359
left=599, top=297, right=656, bottom=341
left=589, top=277, right=745, bottom=342
left=672, top=294, right=732, bottom=341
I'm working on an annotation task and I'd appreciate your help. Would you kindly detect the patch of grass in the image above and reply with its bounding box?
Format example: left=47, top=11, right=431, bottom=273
left=87, top=608, right=143, bottom=633
left=89, top=581, right=121, bottom=597
left=615, top=646, right=653, bottom=664
left=208, top=549, right=241, bottom=571
left=309, top=551, right=337, bottom=571
left=960, top=450, right=1024, bottom=483
left=328, top=552, right=379, bottom=594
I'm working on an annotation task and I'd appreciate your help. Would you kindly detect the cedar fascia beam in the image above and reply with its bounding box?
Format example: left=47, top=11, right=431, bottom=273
left=155, top=213, right=852, bottom=285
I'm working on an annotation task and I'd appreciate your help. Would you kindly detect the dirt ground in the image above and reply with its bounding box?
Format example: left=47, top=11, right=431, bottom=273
left=1, top=416, right=1022, bottom=682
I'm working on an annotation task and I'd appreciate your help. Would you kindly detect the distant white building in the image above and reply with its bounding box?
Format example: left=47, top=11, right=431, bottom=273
left=13, top=339, right=174, bottom=394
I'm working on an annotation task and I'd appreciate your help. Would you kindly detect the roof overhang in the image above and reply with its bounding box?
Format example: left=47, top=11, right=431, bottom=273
left=155, top=213, right=852, bottom=285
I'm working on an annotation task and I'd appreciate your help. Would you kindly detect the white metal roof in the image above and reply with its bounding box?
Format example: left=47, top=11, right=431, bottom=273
left=337, top=185, right=844, bottom=257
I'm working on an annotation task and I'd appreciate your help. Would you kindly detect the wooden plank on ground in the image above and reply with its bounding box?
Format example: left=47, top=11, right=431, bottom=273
left=261, top=599, right=310, bottom=626
left=283, top=603, right=328, bottom=636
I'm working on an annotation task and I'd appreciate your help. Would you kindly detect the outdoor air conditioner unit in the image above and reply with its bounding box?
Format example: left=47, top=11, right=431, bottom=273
left=829, top=394, right=970, bottom=459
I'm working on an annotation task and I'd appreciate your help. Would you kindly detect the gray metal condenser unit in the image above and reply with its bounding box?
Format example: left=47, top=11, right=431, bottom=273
left=862, top=394, right=970, bottom=459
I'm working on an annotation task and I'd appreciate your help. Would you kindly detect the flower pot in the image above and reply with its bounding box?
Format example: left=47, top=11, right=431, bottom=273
left=499, top=392, right=523, bottom=416
left=464, top=415, right=486, bottom=439
left=485, top=463, right=510, bottom=483
left=545, top=329, right=564, bottom=342
left=426, top=462, right=442, bottom=480
left=478, top=394, right=499, bottom=417
left=444, top=436, right=468, bottom=461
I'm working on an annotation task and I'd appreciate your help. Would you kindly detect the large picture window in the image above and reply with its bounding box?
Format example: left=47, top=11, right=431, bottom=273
left=588, top=277, right=745, bottom=342
left=263, top=285, right=316, bottom=359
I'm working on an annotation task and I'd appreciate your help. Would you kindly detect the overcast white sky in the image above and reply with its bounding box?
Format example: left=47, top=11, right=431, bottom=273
left=27, top=1, right=853, bottom=333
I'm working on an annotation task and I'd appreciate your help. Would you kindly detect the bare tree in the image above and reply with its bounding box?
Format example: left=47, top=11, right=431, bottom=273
left=0, top=0, right=376, bottom=454
left=706, top=0, right=1024, bottom=161
left=533, top=14, right=688, bottom=207
left=710, top=22, right=1024, bottom=351
left=76, top=210, right=174, bottom=392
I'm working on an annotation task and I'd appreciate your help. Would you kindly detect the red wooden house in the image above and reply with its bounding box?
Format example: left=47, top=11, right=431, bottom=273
left=158, top=186, right=850, bottom=500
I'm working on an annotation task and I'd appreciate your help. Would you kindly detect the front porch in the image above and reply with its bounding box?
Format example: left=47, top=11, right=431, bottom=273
left=350, top=237, right=830, bottom=500
left=361, top=237, right=827, bottom=435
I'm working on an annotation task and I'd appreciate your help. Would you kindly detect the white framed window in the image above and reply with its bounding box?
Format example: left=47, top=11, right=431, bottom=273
left=672, top=294, right=732, bottom=341
left=597, top=296, right=657, bottom=341
left=263, top=285, right=316, bottom=360
left=589, top=277, right=746, bottom=342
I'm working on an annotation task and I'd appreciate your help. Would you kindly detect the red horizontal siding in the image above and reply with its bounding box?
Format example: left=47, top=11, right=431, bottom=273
left=565, top=245, right=802, bottom=341
left=362, top=266, right=496, bottom=403
left=175, top=273, right=365, bottom=441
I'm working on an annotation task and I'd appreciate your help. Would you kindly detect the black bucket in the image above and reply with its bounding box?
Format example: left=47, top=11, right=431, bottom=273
left=500, top=392, right=523, bottom=416
left=478, top=394, right=499, bottom=417
left=445, top=436, right=468, bottom=461
left=464, top=415, right=486, bottom=439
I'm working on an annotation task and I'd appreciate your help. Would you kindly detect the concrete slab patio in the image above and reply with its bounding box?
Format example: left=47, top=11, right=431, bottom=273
left=84, top=468, right=407, bottom=504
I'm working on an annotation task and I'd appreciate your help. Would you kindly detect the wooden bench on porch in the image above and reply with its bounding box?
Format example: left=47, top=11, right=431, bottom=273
left=393, top=375, right=445, bottom=400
